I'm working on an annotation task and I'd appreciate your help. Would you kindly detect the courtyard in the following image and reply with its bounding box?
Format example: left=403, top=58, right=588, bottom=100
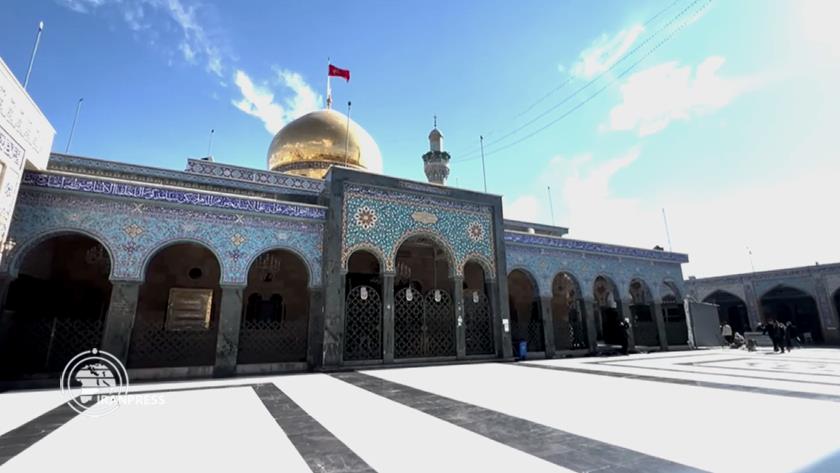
left=0, top=348, right=838, bottom=473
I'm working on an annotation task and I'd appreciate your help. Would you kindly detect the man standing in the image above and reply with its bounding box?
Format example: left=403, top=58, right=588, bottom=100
left=721, top=321, right=734, bottom=346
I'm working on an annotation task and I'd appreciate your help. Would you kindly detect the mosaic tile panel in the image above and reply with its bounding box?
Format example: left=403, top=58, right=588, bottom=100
left=22, top=171, right=325, bottom=220
left=504, top=231, right=688, bottom=263
left=341, top=184, right=496, bottom=277
left=49, top=154, right=318, bottom=198
left=186, top=159, right=324, bottom=193
left=506, top=243, right=685, bottom=301
left=3, top=190, right=323, bottom=286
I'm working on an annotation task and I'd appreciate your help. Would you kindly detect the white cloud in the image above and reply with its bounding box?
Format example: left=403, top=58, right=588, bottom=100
left=608, top=56, right=757, bottom=136
left=571, top=25, right=644, bottom=79
left=58, top=0, right=106, bottom=13
left=509, top=147, right=839, bottom=278
left=504, top=195, right=541, bottom=222
left=57, top=0, right=226, bottom=78
left=232, top=69, right=322, bottom=135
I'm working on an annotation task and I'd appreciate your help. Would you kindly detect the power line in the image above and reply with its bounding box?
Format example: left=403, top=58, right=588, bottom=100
left=456, top=0, right=712, bottom=163
left=454, top=0, right=705, bottom=162
left=450, top=0, right=685, bottom=159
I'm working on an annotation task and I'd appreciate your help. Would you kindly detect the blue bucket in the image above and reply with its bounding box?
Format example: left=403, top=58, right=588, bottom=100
left=518, top=340, right=528, bottom=359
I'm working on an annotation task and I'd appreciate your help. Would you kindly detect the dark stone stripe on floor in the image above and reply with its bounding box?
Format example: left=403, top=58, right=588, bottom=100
left=519, top=362, right=840, bottom=403
left=0, top=401, right=79, bottom=466
left=251, top=383, right=375, bottom=473
left=595, top=362, right=840, bottom=388
left=331, top=371, right=702, bottom=473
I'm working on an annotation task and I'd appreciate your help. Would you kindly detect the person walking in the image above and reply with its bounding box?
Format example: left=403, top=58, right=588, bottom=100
left=721, top=322, right=733, bottom=346
left=762, top=320, right=783, bottom=353
left=619, top=318, right=631, bottom=355
left=784, top=321, right=797, bottom=352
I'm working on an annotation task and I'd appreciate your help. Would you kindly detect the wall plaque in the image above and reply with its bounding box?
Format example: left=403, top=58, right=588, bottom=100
left=166, top=288, right=213, bottom=331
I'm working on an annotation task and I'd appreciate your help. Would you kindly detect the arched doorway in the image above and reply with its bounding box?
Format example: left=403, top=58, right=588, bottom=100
left=393, top=235, right=456, bottom=359
left=703, top=290, right=750, bottom=335
left=593, top=276, right=622, bottom=346
left=344, top=250, right=383, bottom=361
left=760, top=285, right=822, bottom=344
left=508, top=269, right=544, bottom=354
left=551, top=272, right=587, bottom=351
left=629, top=279, right=659, bottom=347
left=463, top=261, right=494, bottom=356
left=1, top=234, right=112, bottom=378
left=238, top=249, right=310, bottom=364
left=129, top=242, right=221, bottom=368
left=661, top=282, right=688, bottom=345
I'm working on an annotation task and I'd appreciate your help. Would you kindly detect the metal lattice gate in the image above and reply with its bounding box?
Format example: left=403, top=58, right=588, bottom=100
left=464, top=291, right=494, bottom=355
left=237, top=317, right=309, bottom=364
left=344, top=285, right=383, bottom=361
left=395, top=288, right=455, bottom=359
left=0, top=316, right=103, bottom=378
left=527, top=300, right=546, bottom=352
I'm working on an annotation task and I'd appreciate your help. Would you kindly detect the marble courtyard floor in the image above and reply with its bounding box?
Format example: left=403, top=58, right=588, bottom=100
left=1, top=348, right=839, bottom=473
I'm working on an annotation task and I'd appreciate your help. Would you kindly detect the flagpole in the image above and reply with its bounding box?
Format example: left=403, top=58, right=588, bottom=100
left=344, top=101, right=352, bottom=164
left=65, top=97, right=83, bottom=153
left=479, top=135, right=487, bottom=192
left=662, top=207, right=673, bottom=251
left=24, top=21, right=44, bottom=90
left=326, top=57, right=332, bottom=109
left=547, top=186, right=555, bottom=225
left=207, top=128, right=215, bottom=157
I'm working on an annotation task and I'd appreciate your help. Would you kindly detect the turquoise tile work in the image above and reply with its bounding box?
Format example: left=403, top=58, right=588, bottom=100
left=3, top=189, right=323, bottom=286
left=506, top=243, right=685, bottom=301
left=341, top=184, right=496, bottom=278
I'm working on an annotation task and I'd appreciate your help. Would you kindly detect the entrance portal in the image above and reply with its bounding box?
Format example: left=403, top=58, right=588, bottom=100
left=463, top=261, right=494, bottom=356
left=594, top=276, right=622, bottom=346
left=629, top=279, right=659, bottom=347
left=1, top=234, right=111, bottom=378
left=238, top=249, right=310, bottom=364
left=129, top=242, right=221, bottom=368
left=703, top=290, right=750, bottom=335
left=344, top=250, right=383, bottom=361
left=507, top=269, right=544, bottom=354
left=393, top=236, right=455, bottom=359
left=551, top=272, right=587, bottom=350
left=760, top=286, right=822, bottom=344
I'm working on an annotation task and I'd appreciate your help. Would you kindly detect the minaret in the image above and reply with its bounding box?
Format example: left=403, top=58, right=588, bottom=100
left=423, top=116, right=451, bottom=185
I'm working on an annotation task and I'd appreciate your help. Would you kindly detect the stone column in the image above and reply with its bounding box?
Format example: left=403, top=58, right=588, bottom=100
left=306, top=286, right=324, bottom=368
left=0, top=272, right=14, bottom=313
left=620, top=300, right=636, bottom=352
left=487, top=279, right=513, bottom=359
left=540, top=295, right=555, bottom=358
left=452, top=276, right=466, bottom=359
left=101, top=280, right=141, bottom=362
left=815, top=277, right=840, bottom=345
left=583, top=297, right=598, bottom=354
left=214, top=285, right=244, bottom=377
left=653, top=302, right=669, bottom=350
left=382, top=273, right=395, bottom=363
left=744, top=282, right=762, bottom=328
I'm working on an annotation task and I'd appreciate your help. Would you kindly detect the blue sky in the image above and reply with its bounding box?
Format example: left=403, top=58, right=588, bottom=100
left=2, top=0, right=838, bottom=277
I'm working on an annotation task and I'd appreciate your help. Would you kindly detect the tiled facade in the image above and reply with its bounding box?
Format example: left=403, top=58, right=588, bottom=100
left=506, top=235, right=688, bottom=301
left=341, top=183, right=496, bottom=277
left=685, top=264, right=840, bottom=344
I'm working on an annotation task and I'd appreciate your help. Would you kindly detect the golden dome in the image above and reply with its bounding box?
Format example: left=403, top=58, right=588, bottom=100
left=267, top=109, right=382, bottom=179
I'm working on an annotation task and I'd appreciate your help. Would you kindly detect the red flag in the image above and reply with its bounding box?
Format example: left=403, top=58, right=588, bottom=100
left=328, top=64, right=350, bottom=81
